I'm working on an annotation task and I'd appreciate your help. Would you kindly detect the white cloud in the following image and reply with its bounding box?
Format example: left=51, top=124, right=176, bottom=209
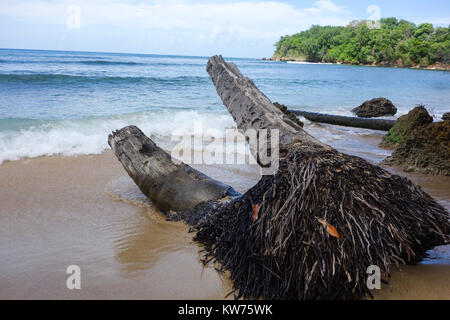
left=0, top=0, right=354, bottom=57
left=305, top=0, right=346, bottom=14
left=424, top=17, right=450, bottom=26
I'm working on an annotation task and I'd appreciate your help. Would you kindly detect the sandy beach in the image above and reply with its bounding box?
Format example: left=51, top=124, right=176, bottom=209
left=0, top=131, right=448, bottom=299
left=0, top=152, right=235, bottom=299
left=1, top=0, right=449, bottom=304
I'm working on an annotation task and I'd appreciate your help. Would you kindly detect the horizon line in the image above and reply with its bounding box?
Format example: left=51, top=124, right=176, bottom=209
left=0, top=47, right=262, bottom=60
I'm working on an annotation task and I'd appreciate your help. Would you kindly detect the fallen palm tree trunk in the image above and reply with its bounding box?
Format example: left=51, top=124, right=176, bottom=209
left=108, top=126, right=238, bottom=213
left=109, top=55, right=449, bottom=300
left=291, top=109, right=396, bottom=131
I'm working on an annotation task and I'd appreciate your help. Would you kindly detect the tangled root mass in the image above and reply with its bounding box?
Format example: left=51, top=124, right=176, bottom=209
left=193, top=144, right=450, bottom=299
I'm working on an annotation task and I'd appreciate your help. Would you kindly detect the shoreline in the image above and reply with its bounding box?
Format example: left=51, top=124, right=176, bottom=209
left=0, top=129, right=449, bottom=299
left=0, top=151, right=235, bottom=299
left=266, top=56, right=450, bottom=71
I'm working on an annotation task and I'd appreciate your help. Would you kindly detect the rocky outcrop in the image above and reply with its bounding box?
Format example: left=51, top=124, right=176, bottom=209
left=381, top=106, right=450, bottom=176
left=352, top=98, right=397, bottom=118
left=270, top=55, right=308, bottom=62
left=381, top=106, right=433, bottom=148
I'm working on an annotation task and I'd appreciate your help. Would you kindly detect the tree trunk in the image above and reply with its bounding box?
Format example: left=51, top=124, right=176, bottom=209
left=109, top=55, right=449, bottom=300
left=108, top=125, right=238, bottom=213
left=292, top=110, right=396, bottom=131
left=206, top=55, right=328, bottom=152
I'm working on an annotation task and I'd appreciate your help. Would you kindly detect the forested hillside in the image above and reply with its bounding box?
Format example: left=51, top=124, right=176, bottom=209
left=272, top=18, right=450, bottom=69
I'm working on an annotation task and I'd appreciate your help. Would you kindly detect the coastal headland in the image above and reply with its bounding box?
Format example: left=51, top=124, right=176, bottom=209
left=269, top=18, right=450, bottom=71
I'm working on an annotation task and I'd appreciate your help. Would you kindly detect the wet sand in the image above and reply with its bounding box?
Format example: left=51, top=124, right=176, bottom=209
left=0, top=138, right=449, bottom=299
left=0, top=152, right=236, bottom=299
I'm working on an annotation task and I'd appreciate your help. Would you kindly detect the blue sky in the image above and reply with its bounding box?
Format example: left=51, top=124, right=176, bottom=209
left=0, top=0, right=449, bottom=58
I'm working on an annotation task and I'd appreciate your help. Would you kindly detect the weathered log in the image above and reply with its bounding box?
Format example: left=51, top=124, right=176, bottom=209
left=292, top=110, right=396, bottom=131
left=108, top=125, right=238, bottom=213
left=109, top=55, right=450, bottom=300
left=206, top=55, right=329, bottom=154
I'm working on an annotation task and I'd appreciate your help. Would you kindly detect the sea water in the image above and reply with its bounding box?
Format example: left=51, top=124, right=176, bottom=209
left=0, top=48, right=449, bottom=164
left=1, top=48, right=449, bottom=300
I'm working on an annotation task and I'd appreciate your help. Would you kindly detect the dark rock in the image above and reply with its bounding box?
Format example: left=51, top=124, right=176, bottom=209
left=352, top=98, right=397, bottom=118
left=380, top=106, right=433, bottom=148
left=382, top=106, right=450, bottom=176
left=443, top=112, right=450, bottom=121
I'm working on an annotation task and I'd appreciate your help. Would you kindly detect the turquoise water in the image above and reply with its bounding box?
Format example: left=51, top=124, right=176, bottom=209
left=0, top=48, right=449, bottom=163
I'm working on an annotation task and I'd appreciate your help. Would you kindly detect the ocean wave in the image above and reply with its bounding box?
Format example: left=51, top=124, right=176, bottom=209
left=0, top=111, right=236, bottom=164
left=77, top=60, right=143, bottom=66
left=0, top=59, right=143, bottom=66
left=0, top=59, right=204, bottom=67
left=261, top=78, right=363, bottom=88
left=0, top=73, right=210, bottom=85
left=73, top=60, right=204, bottom=67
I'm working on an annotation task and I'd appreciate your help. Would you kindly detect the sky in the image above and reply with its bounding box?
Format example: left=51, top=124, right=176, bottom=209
left=0, top=0, right=449, bottom=58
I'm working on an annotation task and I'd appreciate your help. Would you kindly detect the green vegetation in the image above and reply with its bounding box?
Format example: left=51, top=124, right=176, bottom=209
left=273, top=18, right=450, bottom=68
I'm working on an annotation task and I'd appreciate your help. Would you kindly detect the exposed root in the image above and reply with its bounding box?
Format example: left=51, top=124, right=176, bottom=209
left=192, top=144, right=450, bottom=299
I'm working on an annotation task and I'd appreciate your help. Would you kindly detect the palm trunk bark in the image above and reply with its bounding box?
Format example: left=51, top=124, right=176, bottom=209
left=292, top=110, right=396, bottom=131
left=108, top=125, right=238, bottom=213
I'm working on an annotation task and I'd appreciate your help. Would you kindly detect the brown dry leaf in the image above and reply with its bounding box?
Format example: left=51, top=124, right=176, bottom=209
left=327, top=225, right=341, bottom=240
left=317, top=218, right=341, bottom=240
left=251, top=204, right=261, bottom=223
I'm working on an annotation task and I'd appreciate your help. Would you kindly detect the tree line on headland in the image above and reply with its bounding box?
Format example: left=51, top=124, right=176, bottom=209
left=271, top=18, right=450, bottom=70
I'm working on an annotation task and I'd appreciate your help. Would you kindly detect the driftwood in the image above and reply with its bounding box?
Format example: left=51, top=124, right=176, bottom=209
left=109, top=55, right=450, bottom=300
left=108, top=125, right=238, bottom=213
left=291, top=110, right=396, bottom=131
left=206, top=56, right=324, bottom=149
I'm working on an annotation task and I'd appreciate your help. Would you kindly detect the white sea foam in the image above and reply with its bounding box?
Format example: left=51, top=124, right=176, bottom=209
left=0, top=111, right=236, bottom=164
left=0, top=106, right=435, bottom=165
